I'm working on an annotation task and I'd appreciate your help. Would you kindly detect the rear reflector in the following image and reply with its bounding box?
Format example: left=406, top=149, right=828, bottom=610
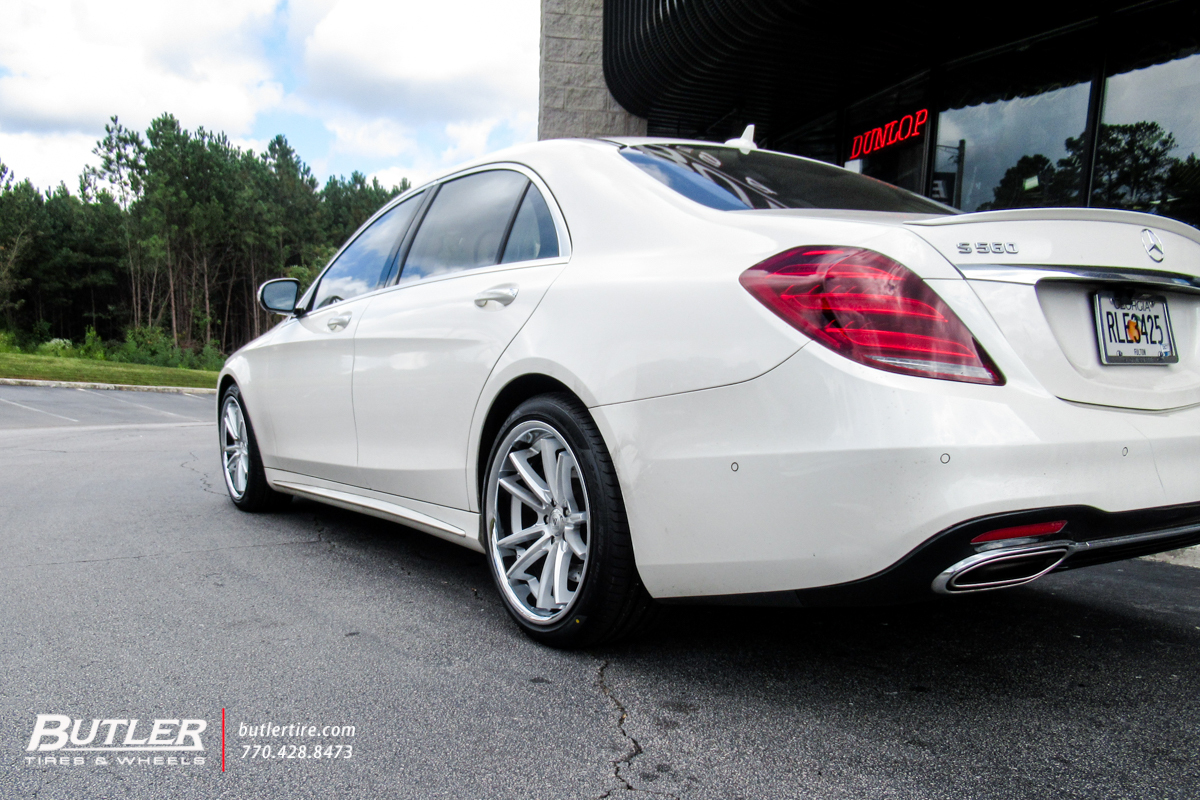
left=740, top=246, right=1004, bottom=385
left=971, top=520, right=1068, bottom=544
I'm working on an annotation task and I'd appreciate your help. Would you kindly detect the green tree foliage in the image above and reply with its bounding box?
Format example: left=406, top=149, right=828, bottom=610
left=0, top=114, right=409, bottom=357
left=980, top=121, right=1200, bottom=223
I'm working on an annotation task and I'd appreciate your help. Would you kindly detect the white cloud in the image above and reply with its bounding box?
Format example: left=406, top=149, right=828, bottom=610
left=0, top=0, right=541, bottom=188
left=228, top=136, right=275, bottom=158
left=0, top=130, right=97, bottom=190
left=0, top=0, right=282, bottom=138
left=370, top=165, right=415, bottom=191
left=327, top=116, right=416, bottom=158
left=442, top=118, right=501, bottom=163
left=302, top=0, right=538, bottom=122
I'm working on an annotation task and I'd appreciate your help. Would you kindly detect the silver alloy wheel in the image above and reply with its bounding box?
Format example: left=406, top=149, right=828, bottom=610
left=487, top=421, right=591, bottom=625
left=221, top=397, right=250, bottom=500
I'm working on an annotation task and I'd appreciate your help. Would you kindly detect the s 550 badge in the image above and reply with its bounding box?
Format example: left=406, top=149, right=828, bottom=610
left=958, top=242, right=1019, bottom=255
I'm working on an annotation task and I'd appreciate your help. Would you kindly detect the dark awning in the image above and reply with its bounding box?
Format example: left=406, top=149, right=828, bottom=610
left=602, top=0, right=1120, bottom=145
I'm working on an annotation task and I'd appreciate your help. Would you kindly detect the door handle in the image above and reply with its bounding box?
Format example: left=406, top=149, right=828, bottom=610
left=327, top=312, right=352, bottom=331
left=474, top=284, right=519, bottom=307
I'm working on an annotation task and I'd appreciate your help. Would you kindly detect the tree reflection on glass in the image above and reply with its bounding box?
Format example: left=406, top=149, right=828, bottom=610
left=979, top=121, right=1200, bottom=227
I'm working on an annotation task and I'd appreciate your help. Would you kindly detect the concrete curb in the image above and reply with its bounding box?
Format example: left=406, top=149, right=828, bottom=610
left=1144, top=547, right=1200, bottom=569
left=0, top=377, right=217, bottom=395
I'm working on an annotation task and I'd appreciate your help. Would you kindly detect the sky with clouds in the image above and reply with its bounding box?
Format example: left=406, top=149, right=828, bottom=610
left=0, top=0, right=539, bottom=192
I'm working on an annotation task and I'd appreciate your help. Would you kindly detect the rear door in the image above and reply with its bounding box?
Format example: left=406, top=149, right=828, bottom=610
left=352, top=168, right=569, bottom=509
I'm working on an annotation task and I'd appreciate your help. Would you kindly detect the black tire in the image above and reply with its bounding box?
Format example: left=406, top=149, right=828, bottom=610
left=483, top=393, right=655, bottom=648
left=219, top=384, right=291, bottom=512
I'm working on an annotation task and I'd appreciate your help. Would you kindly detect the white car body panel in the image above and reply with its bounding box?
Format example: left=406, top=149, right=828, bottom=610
left=254, top=299, right=367, bottom=483
left=354, top=260, right=566, bottom=508
left=593, top=343, right=1200, bottom=598
left=218, top=137, right=1200, bottom=602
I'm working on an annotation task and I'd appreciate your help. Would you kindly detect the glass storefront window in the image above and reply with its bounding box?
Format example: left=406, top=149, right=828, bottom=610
left=934, top=82, right=1091, bottom=212
left=773, top=111, right=838, bottom=167
left=1095, top=52, right=1200, bottom=227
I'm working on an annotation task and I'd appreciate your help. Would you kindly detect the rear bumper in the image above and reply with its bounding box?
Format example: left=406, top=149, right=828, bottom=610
left=661, top=502, right=1200, bottom=607
left=817, top=502, right=1200, bottom=606
left=590, top=344, right=1200, bottom=599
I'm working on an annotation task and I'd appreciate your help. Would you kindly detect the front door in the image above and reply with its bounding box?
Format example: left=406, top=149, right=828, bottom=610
left=254, top=191, right=425, bottom=483
left=258, top=300, right=366, bottom=483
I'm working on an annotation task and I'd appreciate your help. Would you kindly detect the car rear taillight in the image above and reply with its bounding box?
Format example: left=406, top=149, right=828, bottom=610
left=740, top=246, right=1004, bottom=385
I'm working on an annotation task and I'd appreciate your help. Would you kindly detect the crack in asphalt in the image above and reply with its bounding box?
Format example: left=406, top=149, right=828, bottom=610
left=182, top=450, right=224, bottom=497
left=308, top=512, right=337, bottom=551
left=595, top=660, right=680, bottom=800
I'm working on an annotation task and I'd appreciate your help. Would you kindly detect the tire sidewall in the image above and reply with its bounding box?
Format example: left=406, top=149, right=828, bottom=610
left=483, top=395, right=623, bottom=643
left=219, top=383, right=279, bottom=511
left=219, top=386, right=248, bottom=503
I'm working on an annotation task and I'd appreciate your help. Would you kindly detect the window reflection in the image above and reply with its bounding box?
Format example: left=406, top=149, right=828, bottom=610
left=935, top=82, right=1091, bottom=212
left=402, top=170, right=530, bottom=282
left=1095, top=53, right=1200, bottom=226
left=501, top=186, right=560, bottom=263
left=312, top=192, right=423, bottom=309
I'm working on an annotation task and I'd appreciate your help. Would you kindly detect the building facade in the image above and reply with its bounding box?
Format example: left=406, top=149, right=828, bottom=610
left=539, top=0, right=1200, bottom=228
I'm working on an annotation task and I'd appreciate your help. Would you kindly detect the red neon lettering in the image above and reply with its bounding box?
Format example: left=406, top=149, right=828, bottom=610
left=847, top=108, right=930, bottom=159
left=914, top=108, right=928, bottom=136
left=869, top=127, right=884, bottom=154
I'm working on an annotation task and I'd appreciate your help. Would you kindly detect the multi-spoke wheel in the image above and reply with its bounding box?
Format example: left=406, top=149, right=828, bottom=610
left=221, top=397, right=250, bottom=500
left=219, top=384, right=291, bottom=512
left=484, top=394, right=655, bottom=647
left=489, top=421, right=591, bottom=623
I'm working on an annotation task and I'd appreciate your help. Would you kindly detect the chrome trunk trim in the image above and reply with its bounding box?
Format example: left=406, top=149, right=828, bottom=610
left=957, top=263, right=1200, bottom=295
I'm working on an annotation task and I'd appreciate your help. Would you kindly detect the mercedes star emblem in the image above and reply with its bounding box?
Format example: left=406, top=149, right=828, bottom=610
left=1141, top=228, right=1165, bottom=262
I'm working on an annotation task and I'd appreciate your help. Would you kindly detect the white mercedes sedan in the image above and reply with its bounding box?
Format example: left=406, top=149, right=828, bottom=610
left=218, top=134, right=1200, bottom=647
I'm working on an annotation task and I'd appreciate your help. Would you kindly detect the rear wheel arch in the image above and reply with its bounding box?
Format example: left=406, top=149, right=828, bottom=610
left=476, top=374, right=579, bottom=506
left=482, top=392, right=656, bottom=646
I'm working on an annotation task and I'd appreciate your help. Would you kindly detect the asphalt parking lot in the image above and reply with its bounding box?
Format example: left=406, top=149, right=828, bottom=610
left=2, top=385, right=1198, bottom=799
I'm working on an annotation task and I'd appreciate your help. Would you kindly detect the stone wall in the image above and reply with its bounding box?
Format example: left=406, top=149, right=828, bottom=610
left=539, top=0, right=647, bottom=139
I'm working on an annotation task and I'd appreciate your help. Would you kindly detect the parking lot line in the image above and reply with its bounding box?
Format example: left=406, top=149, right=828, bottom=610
left=0, top=396, right=79, bottom=422
left=77, top=387, right=204, bottom=421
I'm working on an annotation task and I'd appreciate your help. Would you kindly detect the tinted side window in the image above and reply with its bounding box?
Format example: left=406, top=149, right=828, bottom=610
left=312, top=193, right=423, bottom=309
left=402, top=170, right=529, bottom=282
left=501, top=185, right=560, bottom=263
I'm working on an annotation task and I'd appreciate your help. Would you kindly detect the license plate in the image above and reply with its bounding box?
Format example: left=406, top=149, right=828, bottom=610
left=1092, top=291, right=1178, bottom=365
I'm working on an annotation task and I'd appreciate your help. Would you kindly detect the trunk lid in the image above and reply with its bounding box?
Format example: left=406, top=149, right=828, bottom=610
left=907, top=209, right=1200, bottom=410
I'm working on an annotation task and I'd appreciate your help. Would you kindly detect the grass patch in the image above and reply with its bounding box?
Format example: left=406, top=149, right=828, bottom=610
left=0, top=353, right=220, bottom=389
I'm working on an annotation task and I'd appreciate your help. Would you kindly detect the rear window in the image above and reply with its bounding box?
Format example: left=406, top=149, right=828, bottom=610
left=620, top=144, right=952, bottom=214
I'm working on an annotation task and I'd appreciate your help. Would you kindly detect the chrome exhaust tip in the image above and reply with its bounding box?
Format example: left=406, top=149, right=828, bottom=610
left=932, top=545, right=1070, bottom=594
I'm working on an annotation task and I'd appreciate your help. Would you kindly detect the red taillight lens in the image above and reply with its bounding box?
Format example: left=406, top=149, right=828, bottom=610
left=740, top=246, right=1004, bottom=385
left=971, top=520, right=1068, bottom=544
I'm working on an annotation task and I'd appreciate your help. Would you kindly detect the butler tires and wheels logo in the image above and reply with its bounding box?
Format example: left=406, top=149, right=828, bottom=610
left=25, top=714, right=208, bottom=767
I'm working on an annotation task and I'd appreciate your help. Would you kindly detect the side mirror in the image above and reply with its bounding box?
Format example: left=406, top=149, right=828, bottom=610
left=258, top=278, right=301, bottom=315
